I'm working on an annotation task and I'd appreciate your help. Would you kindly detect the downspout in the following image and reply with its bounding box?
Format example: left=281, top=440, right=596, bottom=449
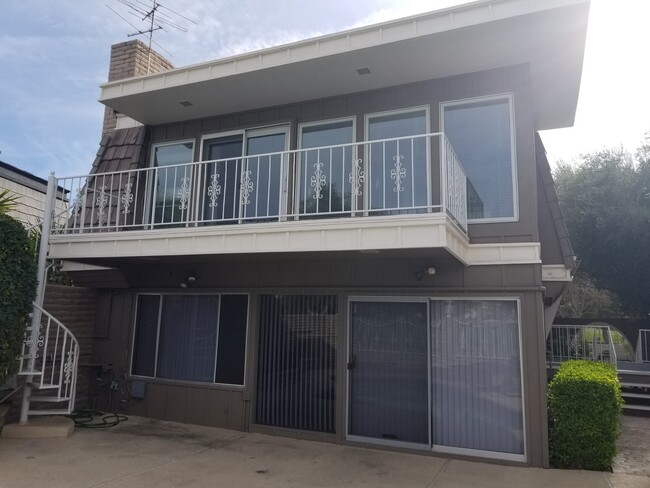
left=19, top=173, right=56, bottom=424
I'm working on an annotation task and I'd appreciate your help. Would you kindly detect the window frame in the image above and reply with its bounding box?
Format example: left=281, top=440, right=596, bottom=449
left=364, top=106, right=432, bottom=212
left=198, top=125, right=291, bottom=222
left=129, top=292, right=250, bottom=388
left=147, top=139, right=196, bottom=226
left=296, top=116, right=357, bottom=217
left=439, top=93, right=519, bottom=224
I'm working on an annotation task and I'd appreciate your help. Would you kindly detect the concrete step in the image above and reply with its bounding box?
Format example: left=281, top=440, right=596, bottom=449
left=27, top=409, right=71, bottom=416
left=33, top=384, right=60, bottom=390
left=623, top=404, right=650, bottom=411
left=28, top=396, right=70, bottom=403
left=621, top=392, right=650, bottom=399
left=1, top=416, right=74, bottom=438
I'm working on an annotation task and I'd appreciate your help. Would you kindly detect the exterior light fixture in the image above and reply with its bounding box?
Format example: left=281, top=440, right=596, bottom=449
left=180, top=274, right=197, bottom=288
left=415, top=266, right=436, bottom=281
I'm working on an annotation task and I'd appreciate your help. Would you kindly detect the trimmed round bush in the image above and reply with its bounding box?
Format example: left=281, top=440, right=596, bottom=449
left=548, top=359, right=623, bottom=470
left=0, top=214, right=37, bottom=385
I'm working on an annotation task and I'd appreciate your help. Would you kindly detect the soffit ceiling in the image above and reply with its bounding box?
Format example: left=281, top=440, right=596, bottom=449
left=99, top=0, right=590, bottom=131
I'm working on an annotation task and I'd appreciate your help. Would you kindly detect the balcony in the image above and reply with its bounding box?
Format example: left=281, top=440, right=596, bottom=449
left=47, top=133, right=475, bottom=262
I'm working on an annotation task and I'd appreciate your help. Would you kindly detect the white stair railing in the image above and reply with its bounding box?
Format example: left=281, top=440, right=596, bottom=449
left=18, top=304, right=79, bottom=413
left=17, top=174, right=80, bottom=420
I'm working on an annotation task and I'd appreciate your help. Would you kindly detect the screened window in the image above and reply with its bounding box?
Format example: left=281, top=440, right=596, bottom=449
left=131, top=294, right=248, bottom=385
left=442, top=96, right=516, bottom=221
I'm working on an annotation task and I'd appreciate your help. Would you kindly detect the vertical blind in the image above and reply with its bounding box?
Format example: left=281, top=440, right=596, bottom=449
left=347, top=298, right=523, bottom=457
left=256, top=295, right=337, bottom=433
left=131, top=294, right=248, bottom=385
left=430, top=300, right=523, bottom=454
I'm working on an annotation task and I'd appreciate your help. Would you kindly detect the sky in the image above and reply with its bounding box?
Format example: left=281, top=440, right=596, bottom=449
left=0, top=0, right=648, bottom=179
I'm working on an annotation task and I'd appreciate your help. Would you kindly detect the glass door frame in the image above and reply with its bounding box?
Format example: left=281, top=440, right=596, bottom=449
left=346, top=295, right=527, bottom=462
left=146, top=139, right=196, bottom=228
left=199, top=124, right=291, bottom=224
left=346, top=296, right=432, bottom=451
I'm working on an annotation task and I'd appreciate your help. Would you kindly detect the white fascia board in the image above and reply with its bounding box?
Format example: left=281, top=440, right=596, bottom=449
left=48, top=214, right=543, bottom=267
left=541, top=264, right=573, bottom=281
left=60, top=262, right=114, bottom=272
left=465, top=242, right=541, bottom=265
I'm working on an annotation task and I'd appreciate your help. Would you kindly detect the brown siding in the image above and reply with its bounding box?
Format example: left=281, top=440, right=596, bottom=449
left=43, top=285, right=99, bottom=408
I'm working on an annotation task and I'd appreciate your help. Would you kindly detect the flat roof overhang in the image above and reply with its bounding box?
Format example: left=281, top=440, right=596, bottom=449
left=99, top=0, right=589, bottom=131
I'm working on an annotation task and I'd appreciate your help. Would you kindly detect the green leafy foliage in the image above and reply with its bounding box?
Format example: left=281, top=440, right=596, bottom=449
left=0, top=214, right=38, bottom=385
left=557, top=271, right=624, bottom=319
left=548, top=360, right=623, bottom=470
left=554, top=135, right=650, bottom=318
left=0, top=189, right=19, bottom=215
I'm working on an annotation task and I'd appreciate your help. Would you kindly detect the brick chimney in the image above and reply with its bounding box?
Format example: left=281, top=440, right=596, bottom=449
left=102, top=39, right=174, bottom=135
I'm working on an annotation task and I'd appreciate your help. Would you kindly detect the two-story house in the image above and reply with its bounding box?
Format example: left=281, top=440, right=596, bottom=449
left=32, top=0, right=588, bottom=467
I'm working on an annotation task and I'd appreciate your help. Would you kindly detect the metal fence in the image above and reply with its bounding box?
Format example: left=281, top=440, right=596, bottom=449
left=546, top=324, right=617, bottom=368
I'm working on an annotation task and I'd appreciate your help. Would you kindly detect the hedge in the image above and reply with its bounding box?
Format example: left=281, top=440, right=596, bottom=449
left=548, top=359, right=623, bottom=470
left=0, top=214, right=37, bottom=385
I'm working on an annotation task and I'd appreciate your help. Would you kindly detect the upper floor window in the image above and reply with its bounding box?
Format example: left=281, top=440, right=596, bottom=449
left=365, top=108, right=429, bottom=212
left=298, top=119, right=355, bottom=215
left=441, top=95, right=517, bottom=222
left=150, top=141, right=195, bottom=224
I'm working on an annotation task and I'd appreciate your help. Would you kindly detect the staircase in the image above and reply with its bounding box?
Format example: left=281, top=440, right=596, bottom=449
left=17, top=303, right=79, bottom=417
left=619, top=371, right=650, bottom=412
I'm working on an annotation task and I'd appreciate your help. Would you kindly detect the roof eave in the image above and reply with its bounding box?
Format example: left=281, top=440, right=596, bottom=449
left=99, top=0, right=590, bottom=130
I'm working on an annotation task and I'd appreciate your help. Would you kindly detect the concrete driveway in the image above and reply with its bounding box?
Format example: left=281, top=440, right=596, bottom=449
left=0, top=416, right=628, bottom=488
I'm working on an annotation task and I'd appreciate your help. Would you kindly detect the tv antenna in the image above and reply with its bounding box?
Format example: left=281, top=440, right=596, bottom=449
left=106, top=0, right=197, bottom=72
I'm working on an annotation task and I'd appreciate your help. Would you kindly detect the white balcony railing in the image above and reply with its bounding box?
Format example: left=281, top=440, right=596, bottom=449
left=52, top=133, right=467, bottom=236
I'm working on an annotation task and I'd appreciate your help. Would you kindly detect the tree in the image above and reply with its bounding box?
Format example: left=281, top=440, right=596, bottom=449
left=554, top=136, right=650, bottom=318
left=0, top=214, right=37, bottom=385
left=557, top=271, right=623, bottom=319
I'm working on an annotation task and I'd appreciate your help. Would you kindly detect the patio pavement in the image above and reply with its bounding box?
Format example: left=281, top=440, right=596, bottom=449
left=1, top=415, right=637, bottom=488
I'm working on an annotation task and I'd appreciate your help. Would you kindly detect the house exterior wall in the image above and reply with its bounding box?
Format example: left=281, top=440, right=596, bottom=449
left=91, top=254, right=549, bottom=466
left=0, top=176, right=66, bottom=228
left=78, top=61, right=558, bottom=466
left=146, top=64, right=537, bottom=244
left=42, top=285, right=99, bottom=409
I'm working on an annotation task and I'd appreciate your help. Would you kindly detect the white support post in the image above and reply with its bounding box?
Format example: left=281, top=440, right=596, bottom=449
left=19, top=173, right=56, bottom=424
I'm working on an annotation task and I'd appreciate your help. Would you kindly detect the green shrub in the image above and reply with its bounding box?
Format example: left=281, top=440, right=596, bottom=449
left=548, top=360, right=623, bottom=470
left=0, top=214, right=37, bottom=385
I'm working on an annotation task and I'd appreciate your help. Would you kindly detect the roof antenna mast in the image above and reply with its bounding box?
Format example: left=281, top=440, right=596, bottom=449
left=106, top=0, right=197, bottom=73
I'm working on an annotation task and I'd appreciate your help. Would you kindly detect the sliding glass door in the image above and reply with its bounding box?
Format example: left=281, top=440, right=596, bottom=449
left=349, top=300, right=429, bottom=446
left=200, top=126, right=289, bottom=223
left=348, top=298, right=524, bottom=459
left=430, top=299, right=523, bottom=456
